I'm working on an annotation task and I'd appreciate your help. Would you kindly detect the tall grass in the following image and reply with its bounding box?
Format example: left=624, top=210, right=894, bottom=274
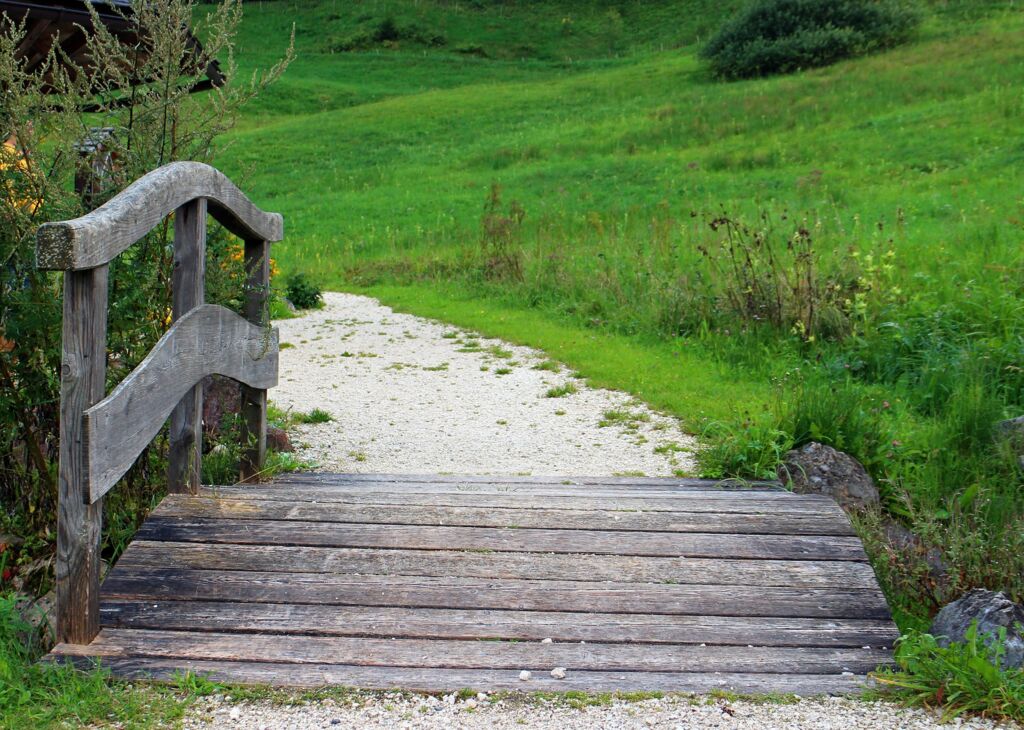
left=872, top=626, right=1024, bottom=722
left=0, top=595, right=185, bottom=727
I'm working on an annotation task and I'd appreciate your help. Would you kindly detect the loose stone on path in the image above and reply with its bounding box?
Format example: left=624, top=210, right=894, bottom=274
left=271, top=292, right=696, bottom=476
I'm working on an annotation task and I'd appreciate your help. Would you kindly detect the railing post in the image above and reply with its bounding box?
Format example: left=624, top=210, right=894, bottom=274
left=168, top=199, right=207, bottom=494
left=56, top=266, right=108, bottom=644
left=239, top=238, right=269, bottom=482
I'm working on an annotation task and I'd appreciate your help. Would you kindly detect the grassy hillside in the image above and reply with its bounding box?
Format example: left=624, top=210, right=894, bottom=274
left=225, top=1, right=1021, bottom=282
left=217, top=0, right=1024, bottom=637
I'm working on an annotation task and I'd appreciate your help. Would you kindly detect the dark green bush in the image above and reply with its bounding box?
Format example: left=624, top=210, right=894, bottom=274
left=701, top=0, right=920, bottom=79
left=286, top=273, right=324, bottom=309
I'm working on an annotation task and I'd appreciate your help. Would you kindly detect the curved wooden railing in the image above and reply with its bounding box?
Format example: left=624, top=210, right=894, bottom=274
left=36, top=162, right=283, bottom=645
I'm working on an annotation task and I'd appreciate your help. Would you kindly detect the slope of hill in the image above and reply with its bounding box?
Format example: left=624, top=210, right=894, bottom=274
left=226, top=1, right=1022, bottom=285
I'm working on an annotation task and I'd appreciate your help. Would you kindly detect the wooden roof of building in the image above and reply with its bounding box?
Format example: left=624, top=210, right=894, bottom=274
left=1, top=0, right=224, bottom=96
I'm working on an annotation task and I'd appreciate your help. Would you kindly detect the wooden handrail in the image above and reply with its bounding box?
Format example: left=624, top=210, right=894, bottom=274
left=36, top=161, right=283, bottom=271
left=83, top=305, right=279, bottom=504
left=37, top=162, right=282, bottom=646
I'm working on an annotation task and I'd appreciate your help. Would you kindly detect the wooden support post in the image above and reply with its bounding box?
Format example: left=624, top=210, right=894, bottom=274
left=56, top=266, right=108, bottom=645
left=239, top=238, right=269, bottom=483
left=168, top=199, right=207, bottom=494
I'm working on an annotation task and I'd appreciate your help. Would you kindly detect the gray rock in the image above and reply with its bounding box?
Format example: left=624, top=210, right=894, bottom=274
left=777, top=442, right=879, bottom=510
left=995, top=415, right=1024, bottom=439
left=267, top=426, right=293, bottom=453
left=930, top=589, right=1024, bottom=670
left=996, top=416, right=1024, bottom=470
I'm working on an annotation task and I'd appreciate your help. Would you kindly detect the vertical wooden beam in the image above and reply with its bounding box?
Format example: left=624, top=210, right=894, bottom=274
left=239, top=238, right=269, bottom=483
left=56, top=265, right=108, bottom=645
left=168, top=199, right=207, bottom=494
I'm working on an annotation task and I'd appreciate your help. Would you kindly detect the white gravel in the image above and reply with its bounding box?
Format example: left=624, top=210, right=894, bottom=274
left=184, top=691, right=1019, bottom=729
left=270, top=292, right=696, bottom=476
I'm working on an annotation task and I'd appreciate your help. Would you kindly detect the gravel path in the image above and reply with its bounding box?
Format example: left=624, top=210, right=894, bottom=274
left=185, top=691, right=1018, bottom=729
left=271, top=292, right=696, bottom=476
left=187, top=292, right=1017, bottom=729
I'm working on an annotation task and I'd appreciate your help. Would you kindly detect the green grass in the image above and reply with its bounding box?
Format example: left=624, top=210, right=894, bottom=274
left=293, top=408, right=334, bottom=424
left=871, top=626, right=1024, bottom=722
left=0, top=595, right=187, bottom=728
left=226, top=2, right=1023, bottom=293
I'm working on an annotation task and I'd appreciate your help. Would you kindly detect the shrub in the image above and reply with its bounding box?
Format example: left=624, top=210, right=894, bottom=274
left=701, top=0, right=920, bottom=79
left=285, top=272, right=324, bottom=309
left=871, top=625, right=1024, bottom=723
left=479, top=183, right=525, bottom=283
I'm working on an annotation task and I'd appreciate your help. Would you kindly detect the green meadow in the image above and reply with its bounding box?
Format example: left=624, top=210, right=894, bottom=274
left=226, top=0, right=1022, bottom=286
left=216, top=0, right=1024, bottom=634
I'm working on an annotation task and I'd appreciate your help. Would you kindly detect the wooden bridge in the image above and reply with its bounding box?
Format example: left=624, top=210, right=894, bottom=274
left=39, top=164, right=898, bottom=694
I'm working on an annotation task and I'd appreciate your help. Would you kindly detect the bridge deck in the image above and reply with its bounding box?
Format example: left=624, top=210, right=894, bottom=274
left=50, top=474, right=898, bottom=694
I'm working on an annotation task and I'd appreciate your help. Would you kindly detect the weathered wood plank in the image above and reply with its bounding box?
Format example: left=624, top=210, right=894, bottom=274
left=202, top=486, right=843, bottom=515
left=154, top=496, right=855, bottom=536
left=83, top=305, right=279, bottom=503
left=57, top=629, right=893, bottom=674
left=99, top=600, right=900, bottom=647
left=56, top=266, right=108, bottom=644
left=50, top=656, right=869, bottom=694
left=135, top=517, right=868, bottom=561
left=264, top=480, right=808, bottom=500
left=36, top=162, right=283, bottom=271
left=202, top=488, right=840, bottom=515
left=239, top=238, right=270, bottom=483
left=279, top=473, right=782, bottom=490
left=100, top=569, right=892, bottom=618
left=167, top=198, right=207, bottom=495
left=116, top=540, right=877, bottom=587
